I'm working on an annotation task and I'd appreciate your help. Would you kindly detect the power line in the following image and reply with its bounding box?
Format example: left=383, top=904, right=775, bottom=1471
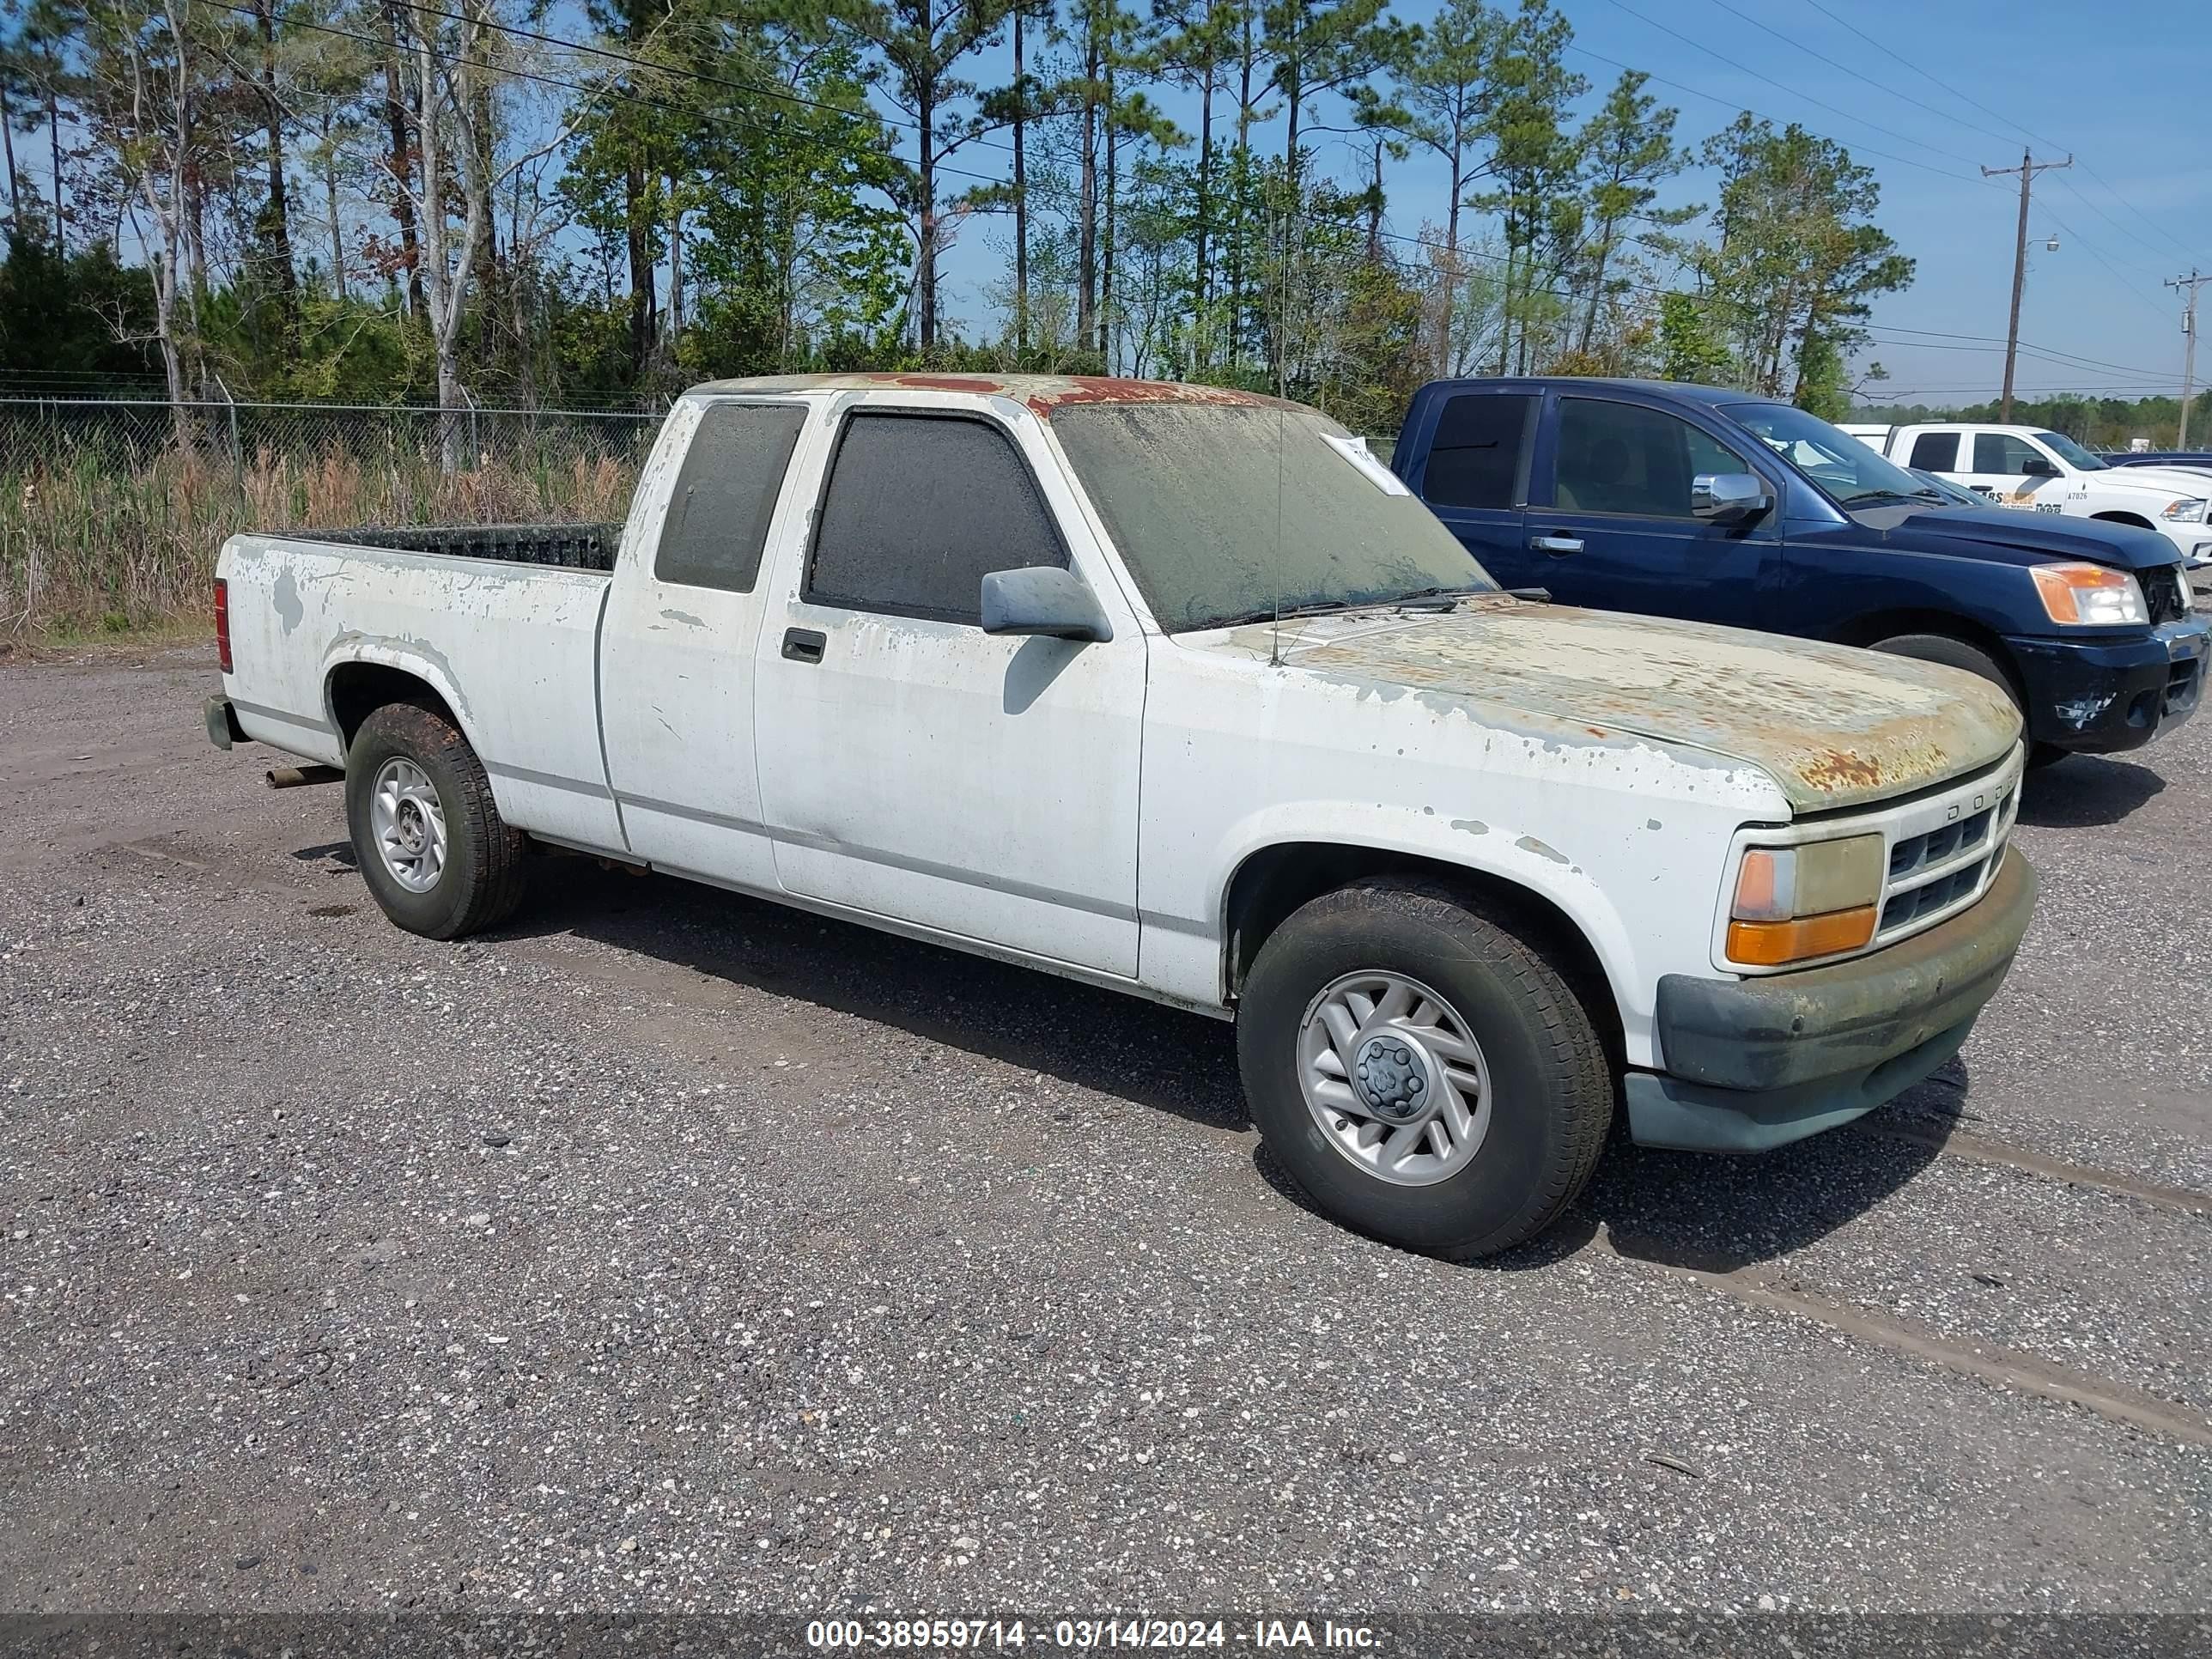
left=2069, top=159, right=2211, bottom=267
left=230, top=0, right=2185, bottom=383
left=343, top=0, right=1008, bottom=157
left=2035, top=203, right=2178, bottom=325
left=1865, top=382, right=2189, bottom=397
left=1792, top=0, right=2204, bottom=269
left=216, top=2, right=1012, bottom=190
left=1610, top=0, right=2203, bottom=302
left=2046, top=173, right=2183, bottom=277
left=1585, top=0, right=1987, bottom=183
left=1796, top=0, right=2066, bottom=153
left=1693, top=0, right=2017, bottom=152
left=1863, top=334, right=2170, bottom=379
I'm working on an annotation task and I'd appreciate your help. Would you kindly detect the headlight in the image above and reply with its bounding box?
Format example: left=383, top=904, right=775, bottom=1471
left=1725, top=834, right=1885, bottom=967
left=2030, top=562, right=2148, bottom=626
left=2162, top=498, right=2209, bottom=524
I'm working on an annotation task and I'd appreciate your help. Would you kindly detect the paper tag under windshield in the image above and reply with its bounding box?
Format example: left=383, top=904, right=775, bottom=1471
left=1317, top=432, right=1411, bottom=496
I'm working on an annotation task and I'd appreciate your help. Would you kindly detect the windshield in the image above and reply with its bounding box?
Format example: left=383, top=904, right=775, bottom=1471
left=2036, top=429, right=2109, bottom=471
left=1720, top=401, right=1940, bottom=507
left=1050, top=402, right=1493, bottom=633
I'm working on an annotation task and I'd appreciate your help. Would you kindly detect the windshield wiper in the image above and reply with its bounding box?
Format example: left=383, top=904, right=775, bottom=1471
left=1839, top=488, right=1918, bottom=507
left=1203, top=586, right=1492, bottom=630
left=1392, top=583, right=1493, bottom=609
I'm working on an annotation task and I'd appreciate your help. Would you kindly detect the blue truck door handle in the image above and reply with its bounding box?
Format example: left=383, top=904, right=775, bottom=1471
left=1530, top=534, right=1583, bottom=556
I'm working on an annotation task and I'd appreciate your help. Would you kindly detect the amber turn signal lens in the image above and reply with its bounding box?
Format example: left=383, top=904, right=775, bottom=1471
left=2029, top=562, right=2146, bottom=627
left=1725, top=906, right=1877, bottom=967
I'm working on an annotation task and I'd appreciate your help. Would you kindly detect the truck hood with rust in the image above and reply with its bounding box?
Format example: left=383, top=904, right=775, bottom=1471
left=1206, top=598, right=2021, bottom=814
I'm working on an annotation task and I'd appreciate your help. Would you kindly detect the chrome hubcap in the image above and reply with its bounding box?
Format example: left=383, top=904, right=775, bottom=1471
left=369, top=757, right=447, bottom=893
left=1297, top=971, right=1491, bottom=1187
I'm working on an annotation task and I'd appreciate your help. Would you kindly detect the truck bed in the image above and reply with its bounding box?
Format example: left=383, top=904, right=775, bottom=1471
left=218, top=526, right=623, bottom=852
left=306, top=522, right=622, bottom=571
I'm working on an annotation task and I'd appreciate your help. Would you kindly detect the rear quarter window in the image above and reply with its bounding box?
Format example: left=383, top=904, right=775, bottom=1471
left=653, top=402, right=808, bottom=592
left=1909, top=432, right=1960, bottom=471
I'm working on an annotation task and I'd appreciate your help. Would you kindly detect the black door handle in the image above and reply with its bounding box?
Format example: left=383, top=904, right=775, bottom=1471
left=781, top=627, right=826, bottom=664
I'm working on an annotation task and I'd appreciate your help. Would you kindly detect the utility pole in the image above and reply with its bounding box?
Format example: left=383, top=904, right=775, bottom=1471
left=2167, top=269, right=2208, bottom=449
left=1982, top=149, right=2071, bottom=421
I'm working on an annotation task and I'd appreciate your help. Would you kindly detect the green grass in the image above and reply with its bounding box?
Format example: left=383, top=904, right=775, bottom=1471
left=1, top=441, right=640, bottom=641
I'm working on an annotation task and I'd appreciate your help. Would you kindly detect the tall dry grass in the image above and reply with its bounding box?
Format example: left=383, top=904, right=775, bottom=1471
left=1, top=441, right=637, bottom=641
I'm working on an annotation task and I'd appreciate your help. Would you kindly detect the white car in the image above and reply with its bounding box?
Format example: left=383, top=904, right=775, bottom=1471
left=207, top=374, right=2036, bottom=1258
left=1843, top=422, right=2212, bottom=568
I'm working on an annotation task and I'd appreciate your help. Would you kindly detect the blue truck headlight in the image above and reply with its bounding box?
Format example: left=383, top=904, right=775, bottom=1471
left=2031, top=562, right=2148, bottom=626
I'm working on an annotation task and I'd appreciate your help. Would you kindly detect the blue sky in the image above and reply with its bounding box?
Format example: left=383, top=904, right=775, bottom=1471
left=938, top=0, right=2210, bottom=406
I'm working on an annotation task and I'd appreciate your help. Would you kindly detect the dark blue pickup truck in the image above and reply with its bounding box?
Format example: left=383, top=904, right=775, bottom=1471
left=1391, top=378, right=2209, bottom=763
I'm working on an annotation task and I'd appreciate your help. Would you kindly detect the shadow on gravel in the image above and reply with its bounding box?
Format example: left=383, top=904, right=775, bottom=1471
left=1253, top=1060, right=1969, bottom=1274
left=453, top=847, right=1966, bottom=1265
left=489, top=854, right=1247, bottom=1132
left=1568, top=1058, right=1966, bottom=1275
left=2016, top=754, right=2164, bottom=828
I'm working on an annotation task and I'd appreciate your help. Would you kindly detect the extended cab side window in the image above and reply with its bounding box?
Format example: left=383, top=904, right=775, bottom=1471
left=1421, top=393, right=1535, bottom=510
left=653, top=401, right=808, bottom=592
left=1909, top=432, right=1960, bottom=471
left=1553, top=398, right=1751, bottom=520
left=1972, top=433, right=2044, bottom=475
left=807, top=413, right=1066, bottom=625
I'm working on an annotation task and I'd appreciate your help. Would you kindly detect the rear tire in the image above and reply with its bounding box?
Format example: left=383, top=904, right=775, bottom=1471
left=1236, top=878, right=1612, bottom=1260
left=345, top=702, right=527, bottom=939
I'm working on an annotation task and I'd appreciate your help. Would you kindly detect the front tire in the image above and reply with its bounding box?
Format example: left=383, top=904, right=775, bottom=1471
left=344, top=702, right=527, bottom=939
left=1237, top=878, right=1612, bottom=1260
left=1870, top=632, right=2022, bottom=713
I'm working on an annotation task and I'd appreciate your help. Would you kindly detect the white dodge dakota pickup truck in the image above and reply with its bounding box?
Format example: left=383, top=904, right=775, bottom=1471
left=209, top=374, right=2037, bottom=1257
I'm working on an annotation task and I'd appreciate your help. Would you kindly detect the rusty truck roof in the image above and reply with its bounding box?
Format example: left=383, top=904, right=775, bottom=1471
left=684, top=372, right=1305, bottom=419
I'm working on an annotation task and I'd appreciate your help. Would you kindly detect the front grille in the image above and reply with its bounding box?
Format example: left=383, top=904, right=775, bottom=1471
left=1870, top=780, right=2020, bottom=945
left=1887, top=803, right=1996, bottom=880
left=1881, top=856, right=1990, bottom=932
left=2143, top=564, right=2189, bottom=626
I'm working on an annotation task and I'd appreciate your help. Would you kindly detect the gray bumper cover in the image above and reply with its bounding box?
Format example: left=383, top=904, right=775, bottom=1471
left=1628, top=853, right=2038, bottom=1153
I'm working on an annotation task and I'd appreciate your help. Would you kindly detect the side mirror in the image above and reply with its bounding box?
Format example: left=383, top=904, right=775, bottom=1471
left=980, top=565, right=1113, bottom=642
left=2021, top=456, right=2060, bottom=477
left=1691, top=471, right=1773, bottom=525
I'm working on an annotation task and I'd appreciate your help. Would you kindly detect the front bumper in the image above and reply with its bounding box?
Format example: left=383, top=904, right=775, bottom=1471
left=2010, top=615, right=2208, bottom=753
left=1626, top=853, right=2038, bottom=1153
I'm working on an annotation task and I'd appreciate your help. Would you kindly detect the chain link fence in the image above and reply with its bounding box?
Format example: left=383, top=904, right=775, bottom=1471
left=0, top=397, right=659, bottom=638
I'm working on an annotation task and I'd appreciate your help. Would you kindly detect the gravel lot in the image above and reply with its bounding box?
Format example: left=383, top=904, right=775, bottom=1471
left=1, top=642, right=2206, bottom=1620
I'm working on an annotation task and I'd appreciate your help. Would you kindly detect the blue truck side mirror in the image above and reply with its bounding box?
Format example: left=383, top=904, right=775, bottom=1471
left=1692, top=472, right=1774, bottom=526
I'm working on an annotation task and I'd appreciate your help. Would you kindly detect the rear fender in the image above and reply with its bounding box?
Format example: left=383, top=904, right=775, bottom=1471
left=319, top=634, right=487, bottom=765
